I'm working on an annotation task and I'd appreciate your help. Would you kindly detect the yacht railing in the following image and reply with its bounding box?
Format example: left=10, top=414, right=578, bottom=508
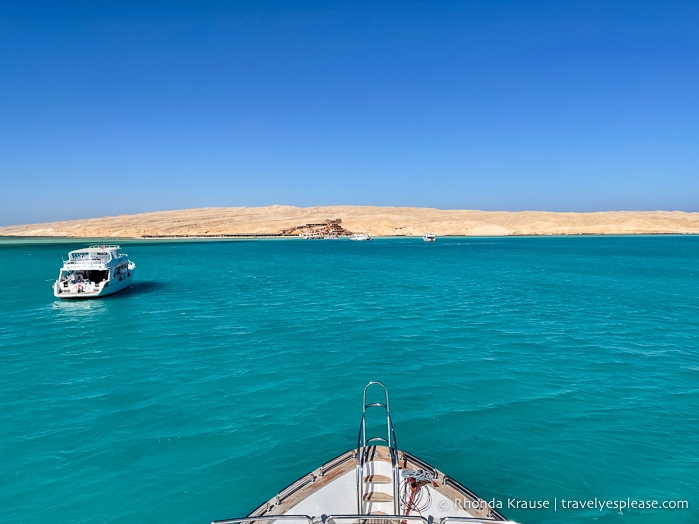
left=212, top=514, right=518, bottom=524
left=326, top=515, right=515, bottom=524
left=64, top=259, right=109, bottom=268
left=213, top=515, right=314, bottom=524
left=439, top=518, right=517, bottom=524
left=356, top=381, right=400, bottom=515
left=324, top=515, right=430, bottom=524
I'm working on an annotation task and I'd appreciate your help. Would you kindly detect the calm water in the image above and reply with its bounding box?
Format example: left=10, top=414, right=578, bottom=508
left=1, top=236, right=697, bottom=524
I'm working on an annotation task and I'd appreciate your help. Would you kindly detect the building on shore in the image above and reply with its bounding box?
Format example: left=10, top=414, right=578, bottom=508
left=279, top=218, right=352, bottom=238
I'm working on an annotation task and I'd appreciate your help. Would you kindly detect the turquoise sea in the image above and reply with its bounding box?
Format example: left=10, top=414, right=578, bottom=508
left=1, top=236, right=697, bottom=524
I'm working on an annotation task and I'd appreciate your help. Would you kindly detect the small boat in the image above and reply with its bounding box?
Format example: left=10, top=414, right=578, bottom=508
left=423, top=233, right=436, bottom=242
left=350, top=233, right=372, bottom=241
left=53, top=245, right=136, bottom=299
left=213, top=382, right=513, bottom=524
left=300, top=232, right=322, bottom=240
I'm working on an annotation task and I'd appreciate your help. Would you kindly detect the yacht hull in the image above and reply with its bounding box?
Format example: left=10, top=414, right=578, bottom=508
left=240, top=447, right=506, bottom=522
left=213, top=382, right=514, bottom=524
left=53, top=269, right=135, bottom=299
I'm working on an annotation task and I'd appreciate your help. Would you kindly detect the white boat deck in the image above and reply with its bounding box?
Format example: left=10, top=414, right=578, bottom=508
left=240, top=447, right=504, bottom=523
left=212, top=383, right=514, bottom=524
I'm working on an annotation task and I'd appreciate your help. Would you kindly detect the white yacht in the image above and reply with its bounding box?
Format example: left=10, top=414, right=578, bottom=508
left=350, top=233, right=372, bottom=241
left=423, top=233, right=436, bottom=242
left=212, top=382, right=515, bottom=524
left=53, top=245, right=136, bottom=299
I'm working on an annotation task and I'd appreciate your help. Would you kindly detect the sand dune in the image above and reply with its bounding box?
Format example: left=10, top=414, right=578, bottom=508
left=1, top=205, right=698, bottom=237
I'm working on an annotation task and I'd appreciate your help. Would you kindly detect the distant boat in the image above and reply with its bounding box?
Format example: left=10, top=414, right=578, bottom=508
left=350, top=233, right=372, bottom=241
left=300, top=232, right=322, bottom=239
left=423, top=233, right=436, bottom=242
left=53, top=245, right=136, bottom=299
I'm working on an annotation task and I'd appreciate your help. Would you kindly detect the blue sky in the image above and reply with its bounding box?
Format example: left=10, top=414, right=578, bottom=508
left=1, top=1, right=698, bottom=225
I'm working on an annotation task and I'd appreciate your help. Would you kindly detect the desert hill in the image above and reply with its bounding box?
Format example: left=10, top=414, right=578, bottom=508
left=1, top=205, right=698, bottom=237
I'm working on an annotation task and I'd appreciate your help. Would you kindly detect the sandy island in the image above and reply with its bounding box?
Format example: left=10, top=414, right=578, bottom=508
left=1, top=205, right=698, bottom=238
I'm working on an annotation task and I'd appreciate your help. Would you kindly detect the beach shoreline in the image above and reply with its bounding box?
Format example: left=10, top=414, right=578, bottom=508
left=1, top=205, right=698, bottom=238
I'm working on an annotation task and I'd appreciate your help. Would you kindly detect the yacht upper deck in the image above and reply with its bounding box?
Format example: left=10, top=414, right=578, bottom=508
left=62, top=245, right=126, bottom=270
